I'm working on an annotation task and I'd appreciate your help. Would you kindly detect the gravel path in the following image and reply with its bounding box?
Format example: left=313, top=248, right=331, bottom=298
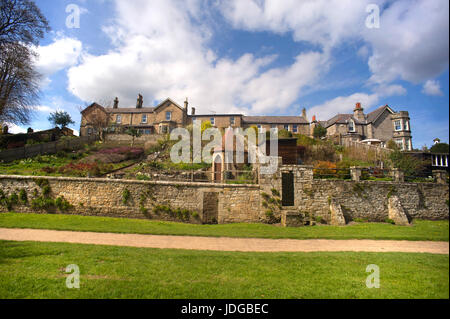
left=0, top=228, right=448, bottom=254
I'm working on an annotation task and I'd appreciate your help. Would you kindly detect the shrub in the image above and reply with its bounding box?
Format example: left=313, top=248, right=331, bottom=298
left=385, top=218, right=395, bottom=225
left=55, top=196, right=73, bottom=211
left=122, top=188, right=131, bottom=205
left=19, top=189, right=27, bottom=204
left=313, top=125, right=327, bottom=139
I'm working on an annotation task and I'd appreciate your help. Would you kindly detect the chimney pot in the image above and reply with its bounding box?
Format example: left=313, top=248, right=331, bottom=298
left=136, top=94, right=143, bottom=109
left=113, top=97, right=119, bottom=109
left=312, top=115, right=317, bottom=122
left=192, top=107, right=196, bottom=115
left=184, top=97, right=189, bottom=110
left=355, top=102, right=361, bottom=109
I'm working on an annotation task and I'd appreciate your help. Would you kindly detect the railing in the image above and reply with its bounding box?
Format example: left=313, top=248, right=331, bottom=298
left=132, top=169, right=258, bottom=184
left=0, top=136, right=98, bottom=162
left=360, top=167, right=393, bottom=181
left=404, top=173, right=434, bottom=183
left=313, top=168, right=351, bottom=180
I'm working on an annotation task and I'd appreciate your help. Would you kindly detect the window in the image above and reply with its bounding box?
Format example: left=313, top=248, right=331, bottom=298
left=257, top=124, right=262, bottom=132
left=142, top=114, right=147, bottom=123
left=116, top=115, right=122, bottom=124
left=403, top=121, right=409, bottom=131
left=348, top=120, right=355, bottom=132
left=87, top=128, right=93, bottom=135
left=395, top=139, right=404, bottom=150
left=293, top=125, right=298, bottom=133
left=166, top=112, right=172, bottom=121
left=271, top=125, right=277, bottom=129
left=394, top=120, right=401, bottom=131
left=192, top=117, right=197, bottom=122
left=230, top=117, right=235, bottom=125
left=210, top=117, right=215, bottom=126
left=144, top=129, right=151, bottom=135
left=284, top=124, right=289, bottom=131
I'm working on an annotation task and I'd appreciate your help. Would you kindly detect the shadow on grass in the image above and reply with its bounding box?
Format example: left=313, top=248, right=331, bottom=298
left=0, top=241, right=63, bottom=264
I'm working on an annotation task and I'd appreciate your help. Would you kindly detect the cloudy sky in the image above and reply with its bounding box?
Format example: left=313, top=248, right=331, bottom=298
left=15, top=0, right=449, bottom=148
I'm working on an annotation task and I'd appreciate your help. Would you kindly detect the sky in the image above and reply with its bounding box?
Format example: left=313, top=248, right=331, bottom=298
left=11, top=0, right=449, bottom=148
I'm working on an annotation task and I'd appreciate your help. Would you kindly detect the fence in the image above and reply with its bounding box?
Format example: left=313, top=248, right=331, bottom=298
left=0, top=136, right=98, bottom=162
left=128, top=169, right=258, bottom=184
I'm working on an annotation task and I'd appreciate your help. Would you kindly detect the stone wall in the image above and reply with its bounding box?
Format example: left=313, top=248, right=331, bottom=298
left=0, top=175, right=260, bottom=224
left=259, top=162, right=449, bottom=223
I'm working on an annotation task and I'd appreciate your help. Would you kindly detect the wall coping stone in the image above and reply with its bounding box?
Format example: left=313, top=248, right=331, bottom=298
left=0, top=175, right=261, bottom=189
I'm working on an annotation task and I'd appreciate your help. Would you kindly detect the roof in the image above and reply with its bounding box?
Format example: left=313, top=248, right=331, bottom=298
left=189, top=114, right=243, bottom=117
left=366, top=105, right=394, bottom=123
left=105, top=107, right=155, bottom=114
left=323, top=114, right=361, bottom=128
left=242, top=116, right=309, bottom=124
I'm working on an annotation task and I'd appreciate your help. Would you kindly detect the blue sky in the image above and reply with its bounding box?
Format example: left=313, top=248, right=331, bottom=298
left=13, top=0, right=449, bottom=148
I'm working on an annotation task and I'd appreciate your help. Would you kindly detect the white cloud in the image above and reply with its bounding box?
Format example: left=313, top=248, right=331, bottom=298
left=308, top=92, right=380, bottom=121
left=33, top=37, right=83, bottom=86
left=67, top=0, right=327, bottom=115
left=422, top=80, right=443, bottom=96
left=6, top=123, right=27, bottom=134
left=35, top=105, right=55, bottom=113
left=220, top=0, right=449, bottom=86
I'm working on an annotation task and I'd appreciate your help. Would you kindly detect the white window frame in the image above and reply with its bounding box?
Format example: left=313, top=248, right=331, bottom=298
left=394, top=120, right=401, bottom=131
left=348, top=120, right=355, bottom=132
left=230, top=117, right=235, bottom=125
left=403, top=121, right=409, bottom=131
left=210, top=117, right=215, bottom=126
left=284, top=124, right=289, bottom=131
left=142, top=114, right=147, bottom=124
left=116, top=114, right=122, bottom=124
left=166, top=112, right=172, bottom=121
left=395, top=138, right=404, bottom=150
left=293, top=125, right=298, bottom=133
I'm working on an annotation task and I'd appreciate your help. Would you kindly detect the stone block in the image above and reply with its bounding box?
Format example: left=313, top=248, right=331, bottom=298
left=388, top=196, right=410, bottom=226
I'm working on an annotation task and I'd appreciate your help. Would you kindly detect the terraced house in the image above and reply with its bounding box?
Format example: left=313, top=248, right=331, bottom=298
left=80, top=95, right=413, bottom=150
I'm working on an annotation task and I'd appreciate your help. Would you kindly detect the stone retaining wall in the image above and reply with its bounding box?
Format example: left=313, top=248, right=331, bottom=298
left=0, top=176, right=260, bottom=224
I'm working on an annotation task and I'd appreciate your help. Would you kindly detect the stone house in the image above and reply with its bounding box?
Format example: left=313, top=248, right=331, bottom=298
left=313, top=103, right=413, bottom=150
left=80, top=96, right=412, bottom=150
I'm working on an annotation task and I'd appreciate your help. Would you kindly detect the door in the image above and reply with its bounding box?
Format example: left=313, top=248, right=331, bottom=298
left=214, top=155, right=222, bottom=182
left=203, top=192, right=219, bottom=224
left=282, top=172, right=294, bottom=206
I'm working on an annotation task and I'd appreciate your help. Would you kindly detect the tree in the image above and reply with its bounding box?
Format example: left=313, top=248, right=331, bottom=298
left=0, top=0, right=50, bottom=46
left=388, top=150, right=427, bottom=177
left=313, top=124, right=327, bottom=139
left=125, top=127, right=142, bottom=147
left=48, top=111, right=75, bottom=129
left=201, top=120, right=212, bottom=134
left=0, top=0, right=49, bottom=125
left=430, top=143, right=449, bottom=154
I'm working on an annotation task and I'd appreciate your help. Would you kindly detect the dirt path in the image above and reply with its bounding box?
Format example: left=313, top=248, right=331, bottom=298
left=0, top=228, right=448, bottom=254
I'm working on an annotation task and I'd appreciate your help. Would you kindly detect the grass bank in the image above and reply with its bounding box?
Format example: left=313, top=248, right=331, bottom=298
left=0, top=240, right=447, bottom=299
left=0, top=213, right=448, bottom=241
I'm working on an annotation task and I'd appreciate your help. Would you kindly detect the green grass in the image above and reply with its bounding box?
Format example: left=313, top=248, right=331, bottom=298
left=0, top=213, right=448, bottom=241
left=0, top=240, right=447, bottom=299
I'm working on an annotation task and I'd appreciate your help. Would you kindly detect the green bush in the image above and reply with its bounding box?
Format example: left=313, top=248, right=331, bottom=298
left=122, top=188, right=131, bottom=205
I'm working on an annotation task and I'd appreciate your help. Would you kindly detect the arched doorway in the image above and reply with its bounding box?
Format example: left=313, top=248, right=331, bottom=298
left=213, top=154, right=222, bottom=182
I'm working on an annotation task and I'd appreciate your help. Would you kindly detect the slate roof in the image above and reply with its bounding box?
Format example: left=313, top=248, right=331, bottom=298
left=242, top=116, right=309, bottom=124
left=105, top=107, right=155, bottom=114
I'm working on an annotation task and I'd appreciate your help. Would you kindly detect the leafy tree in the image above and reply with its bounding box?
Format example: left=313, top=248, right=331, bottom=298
left=388, top=150, right=427, bottom=177
left=126, top=127, right=142, bottom=147
left=0, top=0, right=50, bottom=125
left=201, top=120, right=212, bottom=134
left=278, top=129, right=292, bottom=138
left=386, top=139, right=399, bottom=151
left=430, top=143, right=449, bottom=154
left=313, top=124, right=327, bottom=139
left=48, top=111, right=75, bottom=129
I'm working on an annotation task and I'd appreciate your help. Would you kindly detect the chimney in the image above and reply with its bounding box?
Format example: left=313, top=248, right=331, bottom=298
left=191, top=107, right=196, bottom=115
left=353, top=102, right=365, bottom=121
left=113, top=97, right=119, bottom=109
left=136, top=94, right=143, bottom=109
left=312, top=115, right=317, bottom=123
left=184, top=97, right=189, bottom=111
left=301, top=108, right=308, bottom=121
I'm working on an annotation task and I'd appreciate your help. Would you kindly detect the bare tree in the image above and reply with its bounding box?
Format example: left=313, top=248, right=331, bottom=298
left=0, top=0, right=50, bottom=46
left=0, top=43, right=40, bottom=124
left=0, top=0, right=49, bottom=125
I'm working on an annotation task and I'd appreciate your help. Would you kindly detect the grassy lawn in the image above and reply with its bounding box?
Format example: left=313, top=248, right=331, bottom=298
left=0, top=213, right=448, bottom=241
left=0, top=240, right=447, bottom=299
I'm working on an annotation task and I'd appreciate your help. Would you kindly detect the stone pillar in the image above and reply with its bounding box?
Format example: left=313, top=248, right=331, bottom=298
left=350, top=166, right=361, bottom=182
left=433, top=170, right=448, bottom=184
left=391, top=168, right=404, bottom=183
